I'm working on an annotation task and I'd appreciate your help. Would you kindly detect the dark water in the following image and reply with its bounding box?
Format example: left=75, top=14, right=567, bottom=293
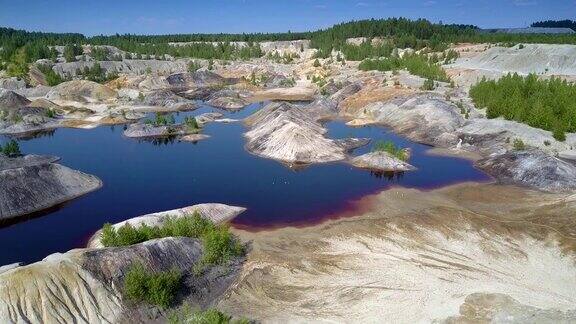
left=0, top=102, right=489, bottom=265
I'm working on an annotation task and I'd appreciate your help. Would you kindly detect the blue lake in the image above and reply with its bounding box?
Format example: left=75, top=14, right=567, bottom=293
left=0, top=102, right=490, bottom=265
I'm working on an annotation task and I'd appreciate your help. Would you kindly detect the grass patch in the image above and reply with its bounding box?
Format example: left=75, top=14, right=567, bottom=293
left=359, top=53, right=449, bottom=82
left=372, top=140, right=409, bottom=161
left=469, top=73, right=576, bottom=142
left=0, top=140, right=21, bottom=157
left=123, top=263, right=181, bottom=309
left=168, top=305, right=249, bottom=324
left=101, top=212, right=244, bottom=272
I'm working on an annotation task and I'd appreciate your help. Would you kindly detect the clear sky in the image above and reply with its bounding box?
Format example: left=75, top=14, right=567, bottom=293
left=0, top=0, right=574, bottom=36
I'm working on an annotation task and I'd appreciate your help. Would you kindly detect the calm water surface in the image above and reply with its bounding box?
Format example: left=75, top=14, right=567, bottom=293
left=0, top=102, right=489, bottom=264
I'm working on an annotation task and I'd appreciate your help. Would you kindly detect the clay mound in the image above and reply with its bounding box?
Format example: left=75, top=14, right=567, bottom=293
left=46, top=80, right=117, bottom=102
left=365, top=94, right=465, bottom=147
left=244, top=102, right=351, bottom=164
left=88, top=203, right=246, bottom=248
left=476, top=149, right=576, bottom=192
left=350, top=151, right=415, bottom=172
left=450, top=44, right=576, bottom=76
left=0, top=154, right=102, bottom=220
left=0, top=89, right=31, bottom=110
left=0, top=237, right=241, bottom=323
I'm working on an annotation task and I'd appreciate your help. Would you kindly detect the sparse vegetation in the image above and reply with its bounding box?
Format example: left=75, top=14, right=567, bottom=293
left=100, top=212, right=244, bottom=272
left=470, top=73, right=576, bottom=142
left=144, top=113, right=176, bottom=127
left=372, top=140, right=409, bottom=161
left=359, top=53, right=449, bottom=82
left=123, top=263, right=181, bottom=309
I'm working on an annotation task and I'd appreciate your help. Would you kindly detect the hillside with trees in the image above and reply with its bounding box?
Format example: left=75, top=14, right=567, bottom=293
left=531, top=20, right=576, bottom=31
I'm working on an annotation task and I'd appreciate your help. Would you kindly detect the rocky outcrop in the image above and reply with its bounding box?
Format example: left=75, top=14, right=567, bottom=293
left=0, top=237, right=242, bottom=324
left=88, top=203, right=246, bottom=248
left=52, top=59, right=189, bottom=77
left=141, top=89, right=196, bottom=111
left=123, top=123, right=195, bottom=138
left=244, top=102, right=364, bottom=164
left=0, top=154, right=102, bottom=220
left=365, top=94, right=465, bottom=146
left=166, top=70, right=227, bottom=89
left=350, top=151, right=415, bottom=172
left=476, top=149, right=576, bottom=192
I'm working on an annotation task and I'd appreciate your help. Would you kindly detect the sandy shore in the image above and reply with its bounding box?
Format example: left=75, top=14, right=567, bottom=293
left=220, top=182, right=576, bottom=323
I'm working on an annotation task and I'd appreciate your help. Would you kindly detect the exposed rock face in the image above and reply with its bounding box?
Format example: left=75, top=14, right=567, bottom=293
left=350, top=151, right=415, bottom=172
left=0, top=154, right=102, bottom=220
left=0, top=89, right=31, bottom=110
left=88, top=203, right=246, bottom=248
left=476, top=149, right=576, bottom=192
left=365, top=94, right=465, bottom=146
left=244, top=102, right=360, bottom=164
left=449, top=44, right=576, bottom=77
left=52, top=59, right=189, bottom=77
left=46, top=80, right=117, bottom=103
left=0, top=237, right=242, bottom=324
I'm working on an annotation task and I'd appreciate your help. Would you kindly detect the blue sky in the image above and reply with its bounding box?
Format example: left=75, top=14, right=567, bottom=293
left=0, top=0, right=574, bottom=35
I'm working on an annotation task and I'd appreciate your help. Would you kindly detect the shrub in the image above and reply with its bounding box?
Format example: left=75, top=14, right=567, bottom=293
left=312, top=59, right=321, bottom=67
left=187, top=60, right=201, bottom=73
left=123, top=263, right=182, bottom=309
left=168, top=306, right=249, bottom=324
left=421, top=78, right=435, bottom=91
left=513, top=138, right=526, bottom=150
left=372, top=140, right=409, bottom=161
left=100, top=212, right=244, bottom=270
left=1, top=140, right=21, bottom=157
left=184, top=116, right=200, bottom=131
left=37, top=64, right=66, bottom=86
left=469, top=73, right=576, bottom=141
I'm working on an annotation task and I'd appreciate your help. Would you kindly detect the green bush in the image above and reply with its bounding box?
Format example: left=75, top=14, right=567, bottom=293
left=123, top=263, right=182, bottom=309
left=37, top=64, right=66, bottom=86
left=372, top=140, right=409, bottom=161
left=470, top=73, right=576, bottom=141
left=100, top=212, right=244, bottom=270
left=1, top=140, right=21, bottom=157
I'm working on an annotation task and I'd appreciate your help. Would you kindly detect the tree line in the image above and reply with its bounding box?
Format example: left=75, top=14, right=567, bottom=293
left=531, top=20, right=576, bottom=31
